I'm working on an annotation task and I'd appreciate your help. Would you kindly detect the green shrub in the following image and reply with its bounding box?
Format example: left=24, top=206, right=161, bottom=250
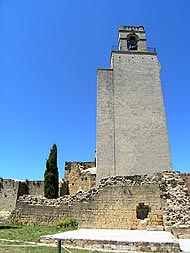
left=57, top=218, right=78, bottom=230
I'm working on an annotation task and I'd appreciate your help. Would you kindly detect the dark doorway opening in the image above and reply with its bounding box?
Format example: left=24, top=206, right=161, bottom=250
left=136, top=203, right=150, bottom=220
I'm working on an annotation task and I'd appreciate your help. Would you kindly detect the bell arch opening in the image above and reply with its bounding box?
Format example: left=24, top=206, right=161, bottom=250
left=127, top=33, right=139, bottom=50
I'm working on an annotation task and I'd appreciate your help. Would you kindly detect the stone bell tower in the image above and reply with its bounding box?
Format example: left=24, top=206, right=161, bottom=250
left=96, top=26, right=172, bottom=183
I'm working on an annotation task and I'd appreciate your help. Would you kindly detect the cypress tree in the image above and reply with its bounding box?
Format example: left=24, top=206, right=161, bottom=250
left=44, top=144, right=59, bottom=199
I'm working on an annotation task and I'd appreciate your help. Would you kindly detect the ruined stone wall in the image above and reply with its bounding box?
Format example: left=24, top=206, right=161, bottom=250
left=64, top=162, right=96, bottom=195
left=158, top=171, right=190, bottom=238
left=10, top=171, right=190, bottom=237
left=8, top=171, right=190, bottom=239
left=11, top=175, right=164, bottom=229
left=59, top=179, right=69, bottom=196
left=0, top=179, right=45, bottom=213
left=27, top=180, right=44, bottom=196
left=16, top=180, right=44, bottom=197
left=12, top=182, right=163, bottom=230
left=0, top=177, right=70, bottom=217
left=24, top=180, right=68, bottom=197
left=0, top=179, right=44, bottom=214
left=0, top=179, right=19, bottom=212
left=180, top=173, right=190, bottom=196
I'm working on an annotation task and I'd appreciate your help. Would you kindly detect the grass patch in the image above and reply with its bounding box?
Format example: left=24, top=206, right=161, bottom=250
left=0, top=223, right=69, bottom=243
left=0, top=243, right=102, bottom=253
left=0, top=223, right=111, bottom=253
left=0, top=245, right=57, bottom=252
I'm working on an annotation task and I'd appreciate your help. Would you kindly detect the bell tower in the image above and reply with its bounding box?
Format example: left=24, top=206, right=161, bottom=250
left=96, top=26, right=172, bottom=183
left=118, top=26, right=147, bottom=51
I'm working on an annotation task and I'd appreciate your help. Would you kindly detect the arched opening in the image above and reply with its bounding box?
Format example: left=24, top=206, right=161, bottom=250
left=127, top=34, right=138, bottom=50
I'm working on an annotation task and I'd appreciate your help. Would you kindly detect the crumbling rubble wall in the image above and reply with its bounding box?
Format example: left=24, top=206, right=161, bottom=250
left=180, top=173, right=190, bottom=196
left=12, top=181, right=163, bottom=230
left=162, top=171, right=190, bottom=238
left=10, top=171, right=190, bottom=236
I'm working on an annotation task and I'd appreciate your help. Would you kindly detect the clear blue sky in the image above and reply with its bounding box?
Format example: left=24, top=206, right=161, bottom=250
left=0, top=0, right=189, bottom=180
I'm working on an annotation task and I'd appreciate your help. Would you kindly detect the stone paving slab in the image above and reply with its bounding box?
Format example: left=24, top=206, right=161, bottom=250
left=50, top=229, right=175, bottom=243
left=41, top=229, right=185, bottom=252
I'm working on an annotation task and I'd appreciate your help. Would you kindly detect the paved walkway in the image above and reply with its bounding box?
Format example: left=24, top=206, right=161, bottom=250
left=46, top=229, right=190, bottom=252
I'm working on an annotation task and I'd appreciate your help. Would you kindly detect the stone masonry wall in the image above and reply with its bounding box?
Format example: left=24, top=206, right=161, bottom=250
left=0, top=175, right=76, bottom=216
left=65, top=162, right=96, bottom=195
left=161, top=171, right=190, bottom=238
left=24, top=180, right=68, bottom=197
left=0, top=179, right=44, bottom=214
left=180, top=173, right=190, bottom=196
left=96, top=51, right=172, bottom=182
left=11, top=171, right=190, bottom=237
left=112, top=52, right=172, bottom=176
left=12, top=181, right=163, bottom=230
left=0, top=179, right=19, bottom=213
left=27, top=180, right=44, bottom=197
left=96, top=69, right=115, bottom=182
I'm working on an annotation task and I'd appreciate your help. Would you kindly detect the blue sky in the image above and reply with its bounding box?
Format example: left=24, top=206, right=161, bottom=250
left=0, top=0, right=189, bottom=180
